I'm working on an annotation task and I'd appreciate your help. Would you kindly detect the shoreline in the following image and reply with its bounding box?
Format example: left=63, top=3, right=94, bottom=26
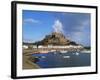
left=23, top=49, right=91, bottom=54
left=23, top=53, right=40, bottom=69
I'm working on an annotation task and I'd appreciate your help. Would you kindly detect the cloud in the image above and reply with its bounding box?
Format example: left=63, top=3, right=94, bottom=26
left=69, top=19, right=90, bottom=46
left=23, top=18, right=40, bottom=23
left=52, top=20, right=64, bottom=33
left=72, top=19, right=89, bottom=34
left=73, top=19, right=90, bottom=33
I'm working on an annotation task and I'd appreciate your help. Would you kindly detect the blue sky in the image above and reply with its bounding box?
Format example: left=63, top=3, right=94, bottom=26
left=22, top=10, right=91, bottom=46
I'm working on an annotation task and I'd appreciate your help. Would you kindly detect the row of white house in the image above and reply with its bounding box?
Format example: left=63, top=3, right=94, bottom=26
left=23, top=45, right=83, bottom=49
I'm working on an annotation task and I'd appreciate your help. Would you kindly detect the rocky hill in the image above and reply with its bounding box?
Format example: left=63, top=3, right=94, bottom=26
left=34, top=32, right=78, bottom=46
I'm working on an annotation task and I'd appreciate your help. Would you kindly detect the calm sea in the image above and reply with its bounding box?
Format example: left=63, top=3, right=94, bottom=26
left=32, top=52, right=91, bottom=68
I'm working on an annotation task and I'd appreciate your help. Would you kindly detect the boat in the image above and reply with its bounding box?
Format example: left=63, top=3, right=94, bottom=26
left=60, top=51, right=68, bottom=53
left=63, top=56, right=70, bottom=58
left=75, top=52, right=79, bottom=55
left=50, top=50, right=56, bottom=52
left=41, top=56, right=46, bottom=58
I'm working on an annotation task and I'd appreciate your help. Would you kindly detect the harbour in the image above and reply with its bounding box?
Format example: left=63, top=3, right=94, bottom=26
left=31, top=52, right=91, bottom=68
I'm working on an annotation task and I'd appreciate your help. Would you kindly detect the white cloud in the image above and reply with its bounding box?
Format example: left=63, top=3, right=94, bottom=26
left=74, top=19, right=89, bottom=32
left=80, top=19, right=89, bottom=28
left=71, top=19, right=90, bottom=45
left=23, top=18, right=40, bottom=23
left=73, top=20, right=88, bottom=34
left=52, top=19, right=64, bottom=33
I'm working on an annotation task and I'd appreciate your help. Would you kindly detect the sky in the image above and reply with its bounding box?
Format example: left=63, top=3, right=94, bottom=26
left=22, top=10, right=91, bottom=46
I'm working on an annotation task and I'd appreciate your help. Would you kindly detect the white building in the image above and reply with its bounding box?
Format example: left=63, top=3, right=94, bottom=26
left=23, top=45, right=28, bottom=49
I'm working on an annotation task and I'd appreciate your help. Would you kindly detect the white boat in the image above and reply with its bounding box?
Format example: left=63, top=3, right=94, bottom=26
left=60, top=51, right=68, bottom=53
left=50, top=50, right=56, bottom=52
left=41, top=56, right=46, bottom=58
left=63, top=56, right=70, bottom=58
left=75, top=52, right=79, bottom=55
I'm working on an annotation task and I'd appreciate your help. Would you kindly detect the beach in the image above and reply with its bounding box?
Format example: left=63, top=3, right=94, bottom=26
left=23, top=53, right=40, bottom=69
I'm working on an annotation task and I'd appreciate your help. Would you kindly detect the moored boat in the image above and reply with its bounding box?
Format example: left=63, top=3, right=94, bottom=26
left=60, top=51, right=68, bottom=53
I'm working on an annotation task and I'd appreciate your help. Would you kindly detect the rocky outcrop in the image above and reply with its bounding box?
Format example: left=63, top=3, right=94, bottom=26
left=34, top=32, right=78, bottom=46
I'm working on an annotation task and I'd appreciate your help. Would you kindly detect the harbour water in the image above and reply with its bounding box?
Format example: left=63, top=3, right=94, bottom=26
left=32, top=52, right=91, bottom=68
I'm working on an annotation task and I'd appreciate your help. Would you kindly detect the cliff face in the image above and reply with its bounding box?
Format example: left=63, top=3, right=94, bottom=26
left=35, top=32, right=78, bottom=46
